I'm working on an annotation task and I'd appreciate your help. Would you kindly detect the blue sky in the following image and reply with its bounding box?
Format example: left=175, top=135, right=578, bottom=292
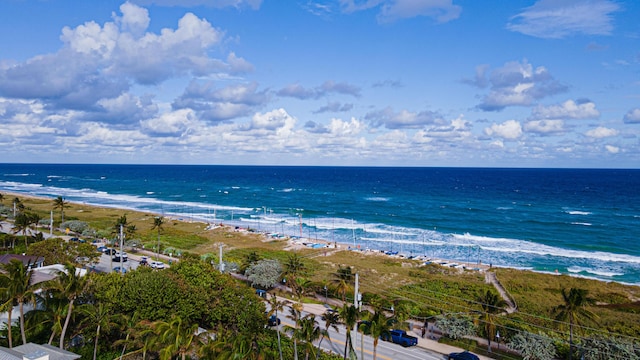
left=0, top=0, right=638, bottom=168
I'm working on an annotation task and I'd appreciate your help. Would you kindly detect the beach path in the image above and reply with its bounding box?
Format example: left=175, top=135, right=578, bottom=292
left=485, top=271, right=518, bottom=314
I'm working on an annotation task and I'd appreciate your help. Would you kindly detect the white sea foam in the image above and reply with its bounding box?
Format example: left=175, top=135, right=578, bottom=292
left=571, top=222, right=592, bottom=226
left=567, top=210, right=592, bottom=215
left=366, top=197, right=389, bottom=202
left=568, top=266, right=624, bottom=277
left=3, top=173, right=32, bottom=177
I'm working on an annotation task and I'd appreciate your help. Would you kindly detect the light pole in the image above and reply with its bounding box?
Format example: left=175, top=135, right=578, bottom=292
left=324, top=285, right=327, bottom=302
left=496, top=330, right=500, bottom=350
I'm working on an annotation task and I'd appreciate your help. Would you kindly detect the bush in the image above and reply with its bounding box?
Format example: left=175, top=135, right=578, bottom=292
left=60, top=220, right=89, bottom=234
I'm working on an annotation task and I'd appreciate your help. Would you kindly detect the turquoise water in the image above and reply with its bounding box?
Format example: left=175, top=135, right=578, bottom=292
left=1, top=164, right=639, bottom=284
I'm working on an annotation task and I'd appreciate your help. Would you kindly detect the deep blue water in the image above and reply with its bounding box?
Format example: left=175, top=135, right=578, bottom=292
left=1, top=164, right=639, bottom=285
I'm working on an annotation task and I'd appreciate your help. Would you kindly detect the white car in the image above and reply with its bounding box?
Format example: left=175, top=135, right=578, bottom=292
left=112, top=252, right=128, bottom=262
left=150, top=261, right=165, bottom=269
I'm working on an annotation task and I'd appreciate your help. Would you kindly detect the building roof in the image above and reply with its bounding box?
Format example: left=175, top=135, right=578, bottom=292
left=0, top=343, right=81, bottom=360
left=0, top=254, right=44, bottom=267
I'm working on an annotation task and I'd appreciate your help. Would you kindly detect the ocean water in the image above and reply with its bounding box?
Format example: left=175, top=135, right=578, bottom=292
left=1, top=164, right=639, bottom=285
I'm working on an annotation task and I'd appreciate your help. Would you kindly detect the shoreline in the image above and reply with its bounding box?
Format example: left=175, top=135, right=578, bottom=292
left=2, top=189, right=638, bottom=287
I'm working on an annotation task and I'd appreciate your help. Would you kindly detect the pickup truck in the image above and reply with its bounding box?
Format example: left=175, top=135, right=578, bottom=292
left=382, top=329, right=418, bottom=347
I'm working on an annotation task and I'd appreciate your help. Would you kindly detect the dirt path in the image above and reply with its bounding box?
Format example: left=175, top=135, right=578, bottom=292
left=485, top=271, right=518, bottom=314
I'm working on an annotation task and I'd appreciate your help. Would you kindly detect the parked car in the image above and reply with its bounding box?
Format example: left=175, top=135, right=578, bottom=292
left=112, top=252, right=128, bottom=262
left=150, top=261, right=165, bottom=269
left=104, top=248, right=117, bottom=255
left=113, top=266, right=127, bottom=274
left=96, top=246, right=108, bottom=253
left=448, top=351, right=480, bottom=360
left=139, top=256, right=148, bottom=266
left=381, top=329, right=418, bottom=347
left=267, top=315, right=281, bottom=327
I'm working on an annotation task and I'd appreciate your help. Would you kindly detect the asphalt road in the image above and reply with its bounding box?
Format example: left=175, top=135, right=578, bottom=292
left=268, top=302, right=445, bottom=360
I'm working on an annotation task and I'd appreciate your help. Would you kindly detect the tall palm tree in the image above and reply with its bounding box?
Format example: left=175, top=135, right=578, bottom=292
left=151, top=216, right=165, bottom=260
left=268, top=295, right=287, bottom=360
left=78, top=302, right=117, bottom=360
left=152, top=316, right=200, bottom=360
left=476, top=289, right=507, bottom=352
left=51, top=262, right=89, bottom=349
left=0, top=259, right=39, bottom=346
left=318, top=309, right=340, bottom=356
left=12, top=212, right=31, bottom=249
left=52, top=196, right=68, bottom=224
left=297, top=314, right=322, bottom=360
left=286, top=302, right=304, bottom=360
left=0, top=269, right=15, bottom=348
left=552, top=287, right=598, bottom=359
left=284, top=253, right=306, bottom=286
left=338, top=303, right=359, bottom=360
left=115, top=311, right=142, bottom=360
left=23, top=289, right=67, bottom=345
left=332, top=266, right=353, bottom=302
left=359, top=309, right=394, bottom=360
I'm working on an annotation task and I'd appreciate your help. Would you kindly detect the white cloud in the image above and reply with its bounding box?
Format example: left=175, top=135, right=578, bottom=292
left=585, top=126, right=618, bottom=138
left=623, top=108, right=640, bottom=124
left=485, top=120, right=522, bottom=139
left=339, top=0, right=461, bottom=23
left=249, top=108, right=296, bottom=132
left=507, top=0, right=620, bottom=39
left=365, top=107, right=444, bottom=129
left=524, top=119, right=565, bottom=135
left=140, top=108, right=197, bottom=137
left=531, top=99, right=600, bottom=120
left=605, top=145, right=619, bottom=153
left=473, top=60, right=567, bottom=111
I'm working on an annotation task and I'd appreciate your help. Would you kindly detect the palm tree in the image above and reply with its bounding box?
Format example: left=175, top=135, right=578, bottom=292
left=23, top=289, right=67, bottom=345
left=51, top=262, right=89, bottom=349
left=284, top=253, right=306, bottom=286
left=268, top=295, right=287, bottom=360
left=240, top=250, right=261, bottom=273
left=297, top=314, right=322, bottom=360
left=476, top=290, right=507, bottom=353
left=115, top=311, right=142, bottom=360
left=359, top=309, right=394, bottom=360
left=152, top=316, right=200, bottom=360
left=332, top=266, right=353, bottom=302
left=12, top=212, right=31, bottom=248
left=78, top=302, right=118, bottom=360
left=0, top=269, right=15, bottom=348
left=0, top=259, right=39, bottom=346
left=318, top=309, right=340, bottom=356
left=552, top=288, right=598, bottom=359
left=151, top=216, right=165, bottom=260
left=338, top=303, right=359, bottom=360
left=286, top=301, right=304, bottom=360
left=52, top=196, right=68, bottom=224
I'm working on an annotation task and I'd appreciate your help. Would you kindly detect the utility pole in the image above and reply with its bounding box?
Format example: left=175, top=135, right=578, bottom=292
left=50, top=210, right=53, bottom=236
left=120, top=225, right=125, bottom=274
left=353, top=272, right=359, bottom=358
left=219, top=243, right=225, bottom=273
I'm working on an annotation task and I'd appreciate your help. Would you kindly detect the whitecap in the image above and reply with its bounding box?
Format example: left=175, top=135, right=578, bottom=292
left=567, top=210, right=592, bottom=215
left=366, top=197, right=389, bottom=202
left=571, top=222, right=592, bottom=226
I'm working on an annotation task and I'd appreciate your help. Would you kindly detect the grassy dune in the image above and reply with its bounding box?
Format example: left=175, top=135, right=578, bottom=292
left=3, top=192, right=640, bottom=339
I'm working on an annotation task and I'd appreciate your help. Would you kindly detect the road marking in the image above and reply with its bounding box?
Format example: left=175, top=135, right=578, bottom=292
left=323, top=338, right=393, bottom=360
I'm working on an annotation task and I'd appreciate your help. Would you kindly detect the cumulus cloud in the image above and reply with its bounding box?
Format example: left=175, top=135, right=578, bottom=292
left=140, top=108, right=197, bottom=137
left=277, top=81, right=361, bottom=99
left=585, top=126, right=618, bottom=138
left=248, top=108, right=296, bottom=132
left=472, top=60, right=568, bottom=111
left=524, top=119, right=565, bottom=135
left=531, top=99, right=600, bottom=120
left=507, top=0, right=620, bottom=39
left=623, top=108, right=640, bottom=123
left=340, top=0, right=461, bottom=23
left=605, top=145, right=619, bottom=153
left=365, top=107, right=444, bottom=129
left=313, top=102, right=354, bottom=114
left=173, top=80, right=268, bottom=122
left=484, top=120, right=522, bottom=139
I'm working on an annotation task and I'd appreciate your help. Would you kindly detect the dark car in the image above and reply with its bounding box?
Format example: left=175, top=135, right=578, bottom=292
left=139, top=257, right=148, bottom=266
left=448, top=351, right=480, bottom=360
left=267, top=315, right=281, bottom=327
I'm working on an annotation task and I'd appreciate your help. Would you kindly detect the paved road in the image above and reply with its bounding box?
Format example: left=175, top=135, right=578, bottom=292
left=267, top=300, right=445, bottom=360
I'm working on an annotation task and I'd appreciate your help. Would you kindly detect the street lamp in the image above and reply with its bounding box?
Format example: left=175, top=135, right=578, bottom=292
left=324, top=285, right=328, bottom=302
left=495, top=330, right=500, bottom=350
